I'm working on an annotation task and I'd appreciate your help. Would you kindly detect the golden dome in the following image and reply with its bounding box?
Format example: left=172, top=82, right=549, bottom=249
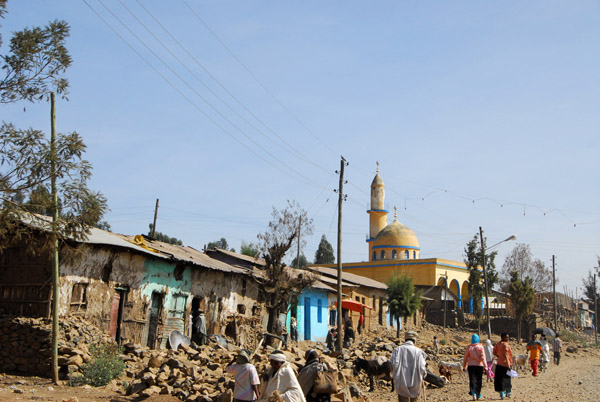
left=373, top=219, right=419, bottom=248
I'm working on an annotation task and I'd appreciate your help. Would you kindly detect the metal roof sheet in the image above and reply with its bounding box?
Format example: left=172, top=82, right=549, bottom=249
left=308, top=266, right=388, bottom=290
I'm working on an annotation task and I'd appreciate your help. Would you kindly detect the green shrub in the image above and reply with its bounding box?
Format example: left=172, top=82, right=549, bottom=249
left=439, top=339, right=447, bottom=345
left=71, top=343, right=125, bottom=387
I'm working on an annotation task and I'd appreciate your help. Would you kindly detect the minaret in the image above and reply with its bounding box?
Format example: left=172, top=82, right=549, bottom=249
left=367, top=162, right=388, bottom=261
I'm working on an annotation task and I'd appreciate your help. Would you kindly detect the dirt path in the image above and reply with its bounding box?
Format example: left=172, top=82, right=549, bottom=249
left=369, top=351, right=600, bottom=402
left=1, top=350, right=599, bottom=402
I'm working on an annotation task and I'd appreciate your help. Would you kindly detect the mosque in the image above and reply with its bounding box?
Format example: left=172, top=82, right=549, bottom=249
left=332, top=166, right=475, bottom=311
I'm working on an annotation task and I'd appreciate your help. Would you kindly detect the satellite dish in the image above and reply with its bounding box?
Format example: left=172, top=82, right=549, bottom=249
left=169, top=330, right=191, bottom=350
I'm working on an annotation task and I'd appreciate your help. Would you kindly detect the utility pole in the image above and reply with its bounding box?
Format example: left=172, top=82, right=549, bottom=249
left=50, top=92, right=59, bottom=384
left=150, top=199, right=159, bottom=237
left=595, top=274, right=598, bottom=344
left=296, top=216, right=301, bottom=268
left=336, top=156, right=347, bottom=351
left=479, top=227, right=491, bottom=339
left=443, top=271, right=448, bottom=329
left=553, top=255, right=557, bottom=332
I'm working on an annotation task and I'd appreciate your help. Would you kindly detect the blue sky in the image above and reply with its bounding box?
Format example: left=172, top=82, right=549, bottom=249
left=2, top=1, right=599, bottom=294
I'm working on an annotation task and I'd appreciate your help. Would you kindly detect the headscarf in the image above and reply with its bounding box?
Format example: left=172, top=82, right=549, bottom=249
left=268, top=350, right=287, bottom=362
left=484, top=339, right=494, bottom=361
left=471, top=334, right=480, bottom=344
left=304, top=349, right=318, bottom=364
left=236, top=349, right=250, bottom=364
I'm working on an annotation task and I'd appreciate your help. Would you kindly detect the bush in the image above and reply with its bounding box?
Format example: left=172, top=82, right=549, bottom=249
left=439, top=339, right=447, bottom=345
left=71, top=343, right=125, bottom=387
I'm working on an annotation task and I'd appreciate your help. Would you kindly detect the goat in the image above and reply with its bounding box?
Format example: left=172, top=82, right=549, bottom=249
left=513, top=354, right=528, bottom=372
left=438, top=360, right=462, bottom=377
left=353, top=357, right=394, bottom=392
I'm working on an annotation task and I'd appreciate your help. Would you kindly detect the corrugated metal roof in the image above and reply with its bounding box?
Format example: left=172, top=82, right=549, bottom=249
left=316, top=274, right=359, bottom=288
left=308, top=266, right=388, bottom=290
left=207, top=248, right=266, bottom=266
left=117, top=235, right=249, bottom=275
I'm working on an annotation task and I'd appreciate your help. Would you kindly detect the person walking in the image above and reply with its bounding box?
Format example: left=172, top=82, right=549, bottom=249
left=259, top=350, right=305, bottom=402
left=483, top=339, right=495, bottom=382
left=552, top=335, right=563, bottom=365
left=433, top=336, right=439, bottom=354
left=298, top=349, right=334, bottom=402
left=390, top=331, right=427, bottom=402
left=462, top=334, right=487, bottom=401
left=343, top=320, right=355, bottom=348
left=226, top=349, right=261, bottom=402
left=539, top=335, right=550, bottom=371
left=492, top=333, right=513, bottom=400
left=526, top=335, right=542, bottom=377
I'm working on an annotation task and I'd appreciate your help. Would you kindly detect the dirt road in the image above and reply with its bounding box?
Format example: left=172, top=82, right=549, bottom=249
left=1, top=349, right=599, bottom=402
left=369, top=350, right=600, bottom=402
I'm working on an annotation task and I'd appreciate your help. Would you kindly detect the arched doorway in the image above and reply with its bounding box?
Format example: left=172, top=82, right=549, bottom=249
left=461, top=281, right=472, bottom=313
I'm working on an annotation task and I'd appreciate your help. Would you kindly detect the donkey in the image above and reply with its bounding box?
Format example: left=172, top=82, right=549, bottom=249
left=353, top=357, right=394, bottom=392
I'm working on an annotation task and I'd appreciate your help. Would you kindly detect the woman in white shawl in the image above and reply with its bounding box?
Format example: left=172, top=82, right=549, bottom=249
left=484, top=339, right=495, bottom=382
left=259, top=350, right=305, bottom=402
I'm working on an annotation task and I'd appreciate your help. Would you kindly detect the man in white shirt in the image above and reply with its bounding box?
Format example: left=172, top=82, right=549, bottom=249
left=390, top=331, right=427, bottom=402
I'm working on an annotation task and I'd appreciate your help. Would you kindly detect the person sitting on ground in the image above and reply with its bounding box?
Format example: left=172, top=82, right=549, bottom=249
left=325, top=327, right=337, bottom=352
left=259, top=350, right=305, bottom=402
left=226, top=349, right=261, bottom=402
left=343, top=320, right=355, bottom=348
left=297, top=349, right=334, bottom=402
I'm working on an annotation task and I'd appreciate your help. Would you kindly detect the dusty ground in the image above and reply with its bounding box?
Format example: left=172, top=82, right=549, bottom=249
left=1, top=324, right=599, bottom=402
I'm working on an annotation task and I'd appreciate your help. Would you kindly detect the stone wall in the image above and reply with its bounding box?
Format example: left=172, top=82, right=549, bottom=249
left=0, top=315, right=114, bottom=378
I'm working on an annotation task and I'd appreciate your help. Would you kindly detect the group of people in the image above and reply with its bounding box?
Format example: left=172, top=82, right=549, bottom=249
left=461, top=332, right=564, bottom=401
left=461, top=332, right=514, bottom=400
left=226, top=348, right=334, bottom=402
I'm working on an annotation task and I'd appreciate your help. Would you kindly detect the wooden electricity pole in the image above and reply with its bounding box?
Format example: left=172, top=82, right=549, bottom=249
left=479, top=227, right=491, bottom=339
left=595, top=274, right=598, bottom=344
left=150, top=198, right=159, bottom=237
left=336, top=156, right=347, bottom=351
left=553, top=255, right=557, bottom=332
left=50, top=92, right=60, bottom=384
left=296, top=216, right=301, bottom=268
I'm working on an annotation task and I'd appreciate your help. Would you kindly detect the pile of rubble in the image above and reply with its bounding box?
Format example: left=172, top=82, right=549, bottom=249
left=0, top=315, right=113, bottom=378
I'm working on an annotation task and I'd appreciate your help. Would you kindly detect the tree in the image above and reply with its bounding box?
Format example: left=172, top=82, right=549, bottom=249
left=256, top=201, right=315, bottom=342
left=463, top=234, right=498, bottom=333
left=581, top=258, right=600, bottom=302
left=0, top=123, right=108, bottom=250
left=290, top=254, right=309, bottom=269
left=207, top=237, right=233, bottom=251
left=1, top=1, right=71, bottom=103
left=508, top=270, right=535, bottom=342
left=314, top=234, right=335, bottom=264
left=240, top=240, right=259, bottom=258
left=501, top=243, right=553, bottom=292
left=147, top=224, right=183, bottom=246
left=386, top=273, right=422, bottom=338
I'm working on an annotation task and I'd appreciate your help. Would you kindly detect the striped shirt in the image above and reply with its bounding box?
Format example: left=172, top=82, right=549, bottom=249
left=552, top=337, right=562, bottom=352
left=226, top=363, right=260, bottom=401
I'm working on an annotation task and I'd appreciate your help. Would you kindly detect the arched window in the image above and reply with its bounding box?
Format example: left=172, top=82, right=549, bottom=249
left=405, top=250, right=409, bottom=259
left=372, top=251, right=376, bottom=261
left=380, top=250, right=385, bottom=260
left=413, top=250, right=417, bottom=259
left=392, top=250, right=397, bottom=259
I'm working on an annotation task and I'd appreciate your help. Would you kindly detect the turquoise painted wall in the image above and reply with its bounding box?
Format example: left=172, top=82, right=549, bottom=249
left=140, top=259, right=192, bottom=347
left=289, top=288, right=329, bottom=343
